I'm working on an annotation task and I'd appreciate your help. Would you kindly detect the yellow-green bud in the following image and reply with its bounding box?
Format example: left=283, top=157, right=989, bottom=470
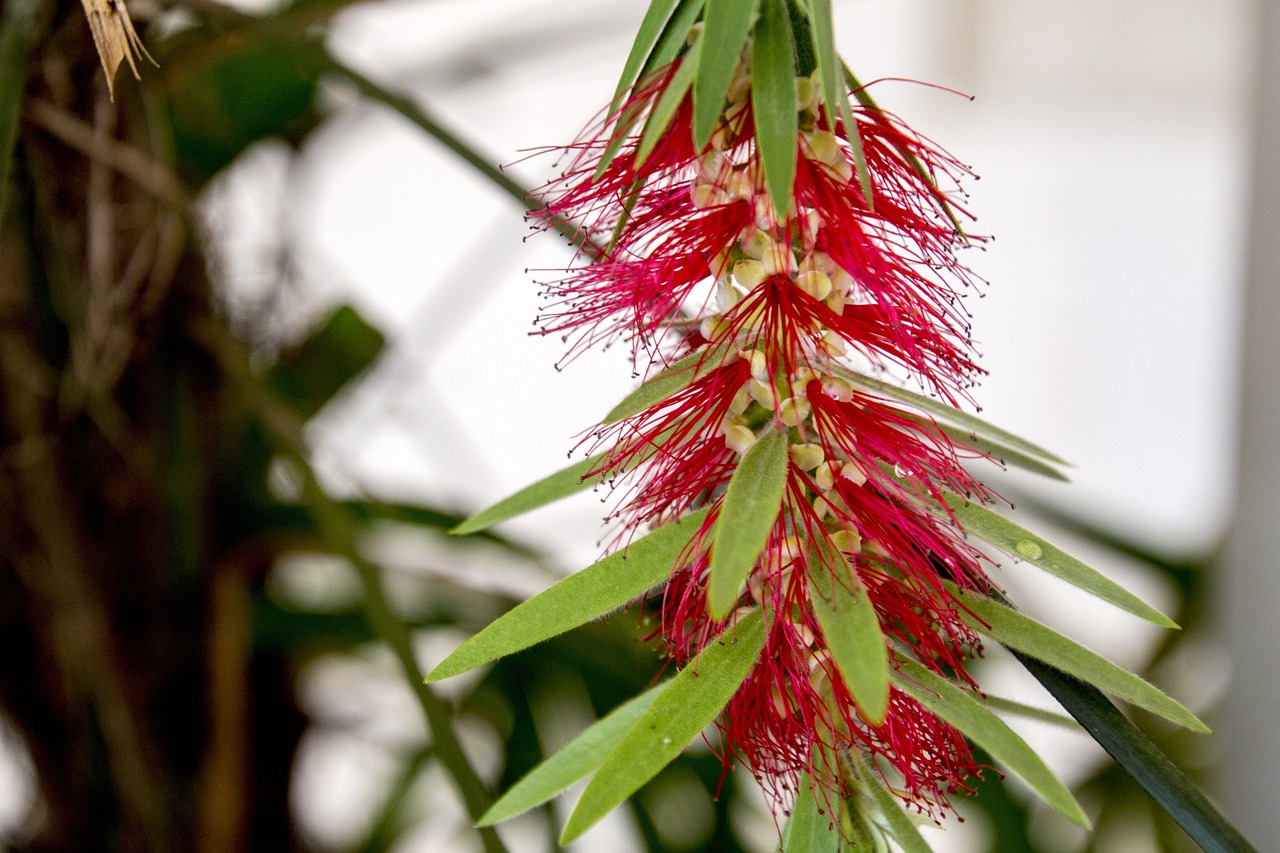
left=795, top=270, right=833, bottom=301
left=733, top=259, right=768, bottom=288
left=725, top=424, right=757, bottom=455
left=789, top=443, right=824, bottom=471
left=778, top=396, right=811, bottom=426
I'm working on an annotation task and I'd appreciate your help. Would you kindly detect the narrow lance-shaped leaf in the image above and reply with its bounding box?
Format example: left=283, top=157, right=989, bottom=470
left=807, top=541, right=889, bottom=724
left=1019, top=654, right=1261, bottom=853
left=692, top=0, right=757, bottom=150
left=839, top=367, right=1069, bottom=466
left=642, top=0, right=708, bottom=74
left=606, top=0, right=683, bottom=119
left=595, top=0, right=690, bottom=179
left=454, top=422, right=693, bottom=536
left=429, top=508, right=711, bottom=681
left=955, top=591, right=1208, bottom=733
left=479, top=682, right=670, bottom=826
left=603, top=336, right=739, bottom=424
left=932, top=420, right=1069, bottom=482
left=807, top=0, right=872, bottom=204
left=780, top=770, right=842, bottom=853
left=935, top=493, right=1178, bottom=628
left=751, top=0, right=798, bottom=219
left=850, top=752, right=934, bottom=853
left=637, top=41, right=700, bottom=167
left=561, top=609, right=767, bottom=842
left=451, top=455, right=605, bottom=535
left=979, top=694, right=1081, bottom=731
left=892, top=658, right=1090, bottom=828
left=708, top=431, right=789, bottom=618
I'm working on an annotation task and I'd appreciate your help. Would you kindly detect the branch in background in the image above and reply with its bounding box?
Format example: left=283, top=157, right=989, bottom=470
left=194, top=320, right=510, bottom=853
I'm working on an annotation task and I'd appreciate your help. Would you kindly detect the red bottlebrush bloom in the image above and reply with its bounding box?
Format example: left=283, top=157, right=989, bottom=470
left=535, top=52, right=1000, bottom=822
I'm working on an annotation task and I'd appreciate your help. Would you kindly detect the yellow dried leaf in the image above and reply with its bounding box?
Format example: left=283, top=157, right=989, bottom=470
left=80, top=0, right=156, bottom=100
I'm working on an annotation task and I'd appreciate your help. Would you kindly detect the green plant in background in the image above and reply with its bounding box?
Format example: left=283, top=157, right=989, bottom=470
left=0, top=1, right=1253, bottom=852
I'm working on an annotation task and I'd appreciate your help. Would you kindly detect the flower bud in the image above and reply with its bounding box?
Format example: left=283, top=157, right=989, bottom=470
left=725, top=424, right=757, bottom=455
left=778, top=396, right=811, bottom=426
left=788, top=443, right=824, bottom=471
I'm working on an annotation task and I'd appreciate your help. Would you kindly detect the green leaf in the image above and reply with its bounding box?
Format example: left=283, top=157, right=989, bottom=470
left=780, top=771, right=842, bottom=853
left=644, top=0, right=708, bottom=73
left=935, top=494, right=1177, bottom=628
left=751, top=0, right=798, bottom=219
left=957, top=593, right=1208, bottom=733
left=933, top=421, right=1069, bottom=482
left=594, top=0, right=690, bottom=180
left=979, top=694, right=1080, bottom=731
left=841, top=368, right=1069, bottom=467
left=806, top=0, right=871, bottom=204
left=479, top=682, right=669, bottom=825
left=429, top=508, right=711, bottom=681
left=692, top=0, right=757, bottom=150
left=708, top=431, right=789, bottom=618
left=807, top=543, right=889, bottom=724
left=1019, top=654, right=1261, bottom=853
left=450, top=455, right=605, bottom=535
left=853, top=754, right=934, bottom=853
left=267, top=305, right=386, bottom=420
left=637, top=43, right=700, bottom=167
left=165, top=35, right=324, bottom=183
left=603, top=338, right=738, bottom=424
left=892, top=658, right=1089, bottom=828
left=561, top=609, right=766, bottom=843
left=608, top=0, right=684, bottom=117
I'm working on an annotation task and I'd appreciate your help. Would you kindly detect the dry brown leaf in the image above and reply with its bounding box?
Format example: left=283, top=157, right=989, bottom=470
left=80, top=0, right=157, bottom=100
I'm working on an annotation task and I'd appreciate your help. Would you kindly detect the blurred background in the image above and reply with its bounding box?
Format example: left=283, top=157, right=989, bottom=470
left=0, top=0, right=1271, bottom=850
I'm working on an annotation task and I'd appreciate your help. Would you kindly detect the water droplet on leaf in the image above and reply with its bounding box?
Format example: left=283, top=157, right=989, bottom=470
left=1014, top=539, right=1043, bottom=560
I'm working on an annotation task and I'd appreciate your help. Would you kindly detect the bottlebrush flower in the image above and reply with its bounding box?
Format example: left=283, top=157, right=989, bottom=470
left=437, top=8, right=1208, bottom=850
left=531, top=47, right=1003, bottom=823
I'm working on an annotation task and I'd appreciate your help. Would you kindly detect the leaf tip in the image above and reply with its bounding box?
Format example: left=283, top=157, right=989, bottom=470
left=424, top=659, right=458, bottom=683
left=450, top=517, right=482, bottom=536
left=559, top=811, right=592, bottom=846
